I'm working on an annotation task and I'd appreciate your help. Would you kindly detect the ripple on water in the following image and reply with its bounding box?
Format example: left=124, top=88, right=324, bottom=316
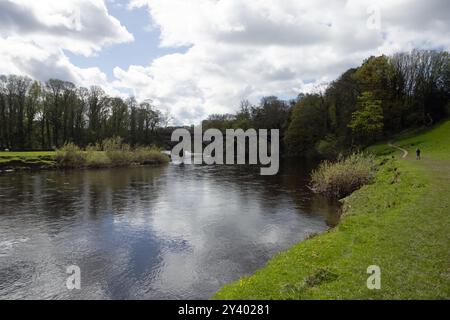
left=0, top=163, right=340, bottom=299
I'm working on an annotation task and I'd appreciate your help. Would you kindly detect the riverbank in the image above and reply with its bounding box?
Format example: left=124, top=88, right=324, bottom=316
left=0, top=151, right=56, bottom=171
left=0, top=149, right=170, bottom=172
left=214, top=120, right=450, bottom=299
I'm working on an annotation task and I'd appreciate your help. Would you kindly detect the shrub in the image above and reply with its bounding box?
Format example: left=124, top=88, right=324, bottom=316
left=133, top=146, right=170, bottom=165
left=106, top=150, right=133, bottom=167
left=102, top=137, right=127, bottom=152
left=55, top=139, right=169, bottom=169
left=85, top=151, right=111, bottom=168
left=315, top=135, right=339, bottom=159
left=86, top=143, right=102, bottom=152
left=55, top=143, right=86, bottom=168
left=311, top=153, right=377, bottom=199
left=102, top=137, right=133, bottom=166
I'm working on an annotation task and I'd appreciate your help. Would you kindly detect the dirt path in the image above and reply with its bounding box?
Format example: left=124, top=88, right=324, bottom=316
left=388, top=142, right=409, bottom=158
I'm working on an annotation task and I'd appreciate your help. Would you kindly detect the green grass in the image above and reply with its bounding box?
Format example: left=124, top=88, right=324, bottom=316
left=214, top=120, right=450, bottom=300
left=391, top=121, right=450, bottom=160
left=0, top=148, right=170, bottom=169
left=368, top=121, right=450, bottom=159
left=0, top=151, right=56, bottom=167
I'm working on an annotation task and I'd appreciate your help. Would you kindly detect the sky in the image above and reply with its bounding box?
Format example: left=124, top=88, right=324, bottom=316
left=1, top=0, right=449, bottom=125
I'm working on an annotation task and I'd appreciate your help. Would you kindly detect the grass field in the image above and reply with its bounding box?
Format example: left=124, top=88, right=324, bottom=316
left=0, top=151, right=56, bottom=167
left=214, top=120, right=450, bottom=299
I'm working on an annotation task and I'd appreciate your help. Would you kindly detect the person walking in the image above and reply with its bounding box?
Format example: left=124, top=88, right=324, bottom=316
left=416, top=148, right=421, bottom=160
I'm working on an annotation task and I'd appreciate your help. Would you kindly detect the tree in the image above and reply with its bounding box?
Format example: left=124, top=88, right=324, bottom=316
left=251, top=96, right=290, bottom=130
left=0, top=49, right=447, bottom=153
left=285, top=94, right=328, bottom=157
left=46, top=79, right=65, bottom=148
left=26, top=81, right=41, bottom=148
left=391, top=50, right=450, bottom=126
left=233, top=100, right=252, bottom=130
left=127, top=97, right=138, bottom=146
left=353, top=55, right=399, bottom=133
left=87, top=86, right=107, bottom=144
left=348, top=92, right=384, bottom=145
left=108, top=97, right=129, bottom=139
left=324, top=68, right=359, bottom=146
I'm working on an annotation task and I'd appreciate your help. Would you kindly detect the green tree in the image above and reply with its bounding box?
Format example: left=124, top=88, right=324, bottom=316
left=285, top=94, right=328, bottom=157
left=324, top=68, right=359, bottom=147
left=353, top=55, right=399, bottom=133
left=348, top=92, right=384, bottom=145
left=25, top=81, right=41, bottom=148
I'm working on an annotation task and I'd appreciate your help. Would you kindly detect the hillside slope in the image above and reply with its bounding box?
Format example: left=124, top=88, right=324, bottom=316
left=214, top=120, right=450, bottom=299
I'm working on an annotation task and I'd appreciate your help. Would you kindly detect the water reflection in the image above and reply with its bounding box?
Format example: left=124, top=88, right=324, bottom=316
left=0, top=161, right=339, bottom=299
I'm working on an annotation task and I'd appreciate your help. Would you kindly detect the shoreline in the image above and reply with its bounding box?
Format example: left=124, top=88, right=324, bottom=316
left=0, top=152, right=170, bottom=174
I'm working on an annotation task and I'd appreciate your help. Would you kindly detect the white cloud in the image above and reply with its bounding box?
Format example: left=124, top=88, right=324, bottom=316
left=0, top=0, right=133, bottom=90
left=1, top=0, right=449, bottom=125
left=116, top=0, right=450, bottom=125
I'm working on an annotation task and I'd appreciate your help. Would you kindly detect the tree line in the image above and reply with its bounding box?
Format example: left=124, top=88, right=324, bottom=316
left=1, top=49, right=448, bottom=156
left=203, top=49, right=450, bottom=158
left=0, top=77, right=169, bottom=150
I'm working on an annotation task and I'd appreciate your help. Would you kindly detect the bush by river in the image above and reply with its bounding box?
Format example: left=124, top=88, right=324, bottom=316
left=310, top=153, right=378, bottom=199
left=0, top=137, right=169, bottom=171
left=55, top=138, right=169, bottom=169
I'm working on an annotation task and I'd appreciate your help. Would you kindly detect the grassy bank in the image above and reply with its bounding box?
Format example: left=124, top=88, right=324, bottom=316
left=311, top=153, right=378, bottom=199
left=55, top=145, right=169, bottom=169
left=0, top=143, right=170, bottom=171
left=0, top=151, right=56, bottom=169
left=214, top=120, right=450, bottom=299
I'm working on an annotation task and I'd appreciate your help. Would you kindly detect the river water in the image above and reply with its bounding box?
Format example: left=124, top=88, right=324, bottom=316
left=0, top=161, right=339, bottom=300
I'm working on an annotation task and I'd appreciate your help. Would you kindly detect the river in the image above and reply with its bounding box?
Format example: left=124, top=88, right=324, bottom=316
left=0, top=161, right=339, bottom=299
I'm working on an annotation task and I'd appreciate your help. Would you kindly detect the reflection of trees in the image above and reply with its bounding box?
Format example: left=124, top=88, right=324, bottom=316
left=0, top=167, right=167, bottom=223
left=276, top=160, right=341, bottom=227
left=181, top=160, right=340, bottom=226
left=77, top=166, right=167, bottom=220
left=0, top=167, right=170, bottom=299
left=1, top=162, right=340, bottom=231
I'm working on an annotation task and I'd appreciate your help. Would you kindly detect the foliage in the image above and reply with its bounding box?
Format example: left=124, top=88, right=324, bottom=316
left=53, top=139, right=169, bottom=169
left=202, top=96, right=291, bottom=134
left=285, top=94, right=327, bottom=157
left=55, top=143, right=86, bottom=168
left=311, top=152, right=378, bottom=199
left=102, top=136, right=129, bottom=152
left=102, top=137, right=132, bottom=166
left=1, top=49, right=448, bottom=158
left=85, top=151, right=111, bottom=168
left=0, top=77, right=169, bottom=150
left=315, top=135, right=339, bottom=159
left=283, top=50, right=449, bottom=157
left=348, top=92, right=384, bottom=144
left=133, top=147, right=169, bottom=164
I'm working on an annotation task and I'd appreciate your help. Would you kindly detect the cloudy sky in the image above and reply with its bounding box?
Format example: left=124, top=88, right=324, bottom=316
left=1, top=0, right=449, bottom=125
